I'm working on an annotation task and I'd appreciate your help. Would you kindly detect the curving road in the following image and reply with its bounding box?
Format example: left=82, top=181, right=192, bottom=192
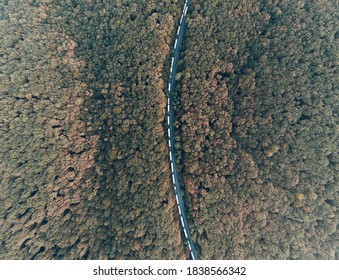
left=167, top=0, right=199, bottom=260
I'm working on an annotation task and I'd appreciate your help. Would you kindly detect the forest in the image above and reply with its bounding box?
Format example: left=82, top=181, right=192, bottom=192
left=0, top=0, right=337, bottom=259
left=175, top=0, right=338, bottom=259
left=1, top=0, right=187, bottom=259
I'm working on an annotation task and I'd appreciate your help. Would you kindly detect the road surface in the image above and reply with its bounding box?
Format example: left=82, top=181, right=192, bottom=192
left=167, top=0, right=199, bottom=260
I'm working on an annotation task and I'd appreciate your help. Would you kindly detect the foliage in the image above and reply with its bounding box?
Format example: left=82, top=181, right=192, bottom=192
left=0, top=0, right=186, bottom=259
left=175, top=0, right=338, bottom=259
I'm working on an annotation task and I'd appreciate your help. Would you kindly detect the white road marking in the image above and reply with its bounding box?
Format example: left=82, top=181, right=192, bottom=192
left=169, top=151, right=172, bottom=161
left=178, top=206, right=181, bottom=215
left=175, top=194, right=179, bottom=204
left=184, top=6, right=188, bottom=15
left=171, top=162, right=174, bottom=171
left=169, top=139, right=171, bottom=147
left=167, top=116, right=170, bottom=124
left=168, top=83, right=171, bottom=91
left=168, top=128, right=171, bottom=137
left=188, top=243, right=192, bottom=251
left=167, top=104, right=170, bottom=112
left=174, top=39, right=177, bottom=49
left=174, top=186, right=176, bottom=191
left=180, top=216, right=184, bottom=226
left=177, top=26, right=181, bottom=35
left=171, top=57, right=174, bottom=67
left=191, top=251, right=195, bottom=260
left=183, top=227, right=188, bottom=238
left=168, top=97, right=170, bottom=104
left=172, top=173, right=175, bottom=183
left=180, top=14, right=184, bottom=23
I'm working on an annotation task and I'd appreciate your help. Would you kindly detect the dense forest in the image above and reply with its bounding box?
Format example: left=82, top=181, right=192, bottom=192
left=0, top=0, right=187, bottom=259
left=175, top=0, right=338, bottom=259
left=0, top=0, right=337, bottom=259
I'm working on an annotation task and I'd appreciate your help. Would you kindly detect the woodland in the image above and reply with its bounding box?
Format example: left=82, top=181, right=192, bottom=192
left=0, top=0, right=337, bottom=259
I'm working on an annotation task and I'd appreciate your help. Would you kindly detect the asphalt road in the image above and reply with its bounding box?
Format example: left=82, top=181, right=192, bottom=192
left=167, top=0, right=199, bottom=260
